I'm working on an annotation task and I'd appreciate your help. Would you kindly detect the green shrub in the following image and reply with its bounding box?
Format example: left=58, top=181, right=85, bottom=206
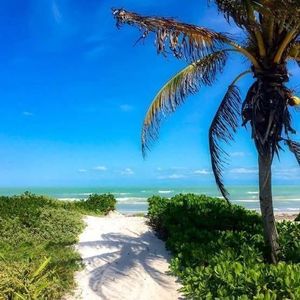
left=0, top=192, right=116, bottom=299
left=74, top=193, right=116, bottom=215
left=148, top=194, right=300, bottom=299
left=278, top=221, right=300, bottom=263
left=148, top=193, right=262, bottom=238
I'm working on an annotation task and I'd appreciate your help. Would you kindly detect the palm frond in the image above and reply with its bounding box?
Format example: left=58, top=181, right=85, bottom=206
left=258, top=0, right=300, bottom=29
left=274, top=30, right=299, bottom=63
left=285, top=139, right=300, bottom=165
left=288, top=42, right=300, bottom=62
left=112, top=9, right=231, bottom=61
left=213, top=0, right=300, bottom=30
left=209, top=70, right=252, bottom=201
left=209, top=85, right=241, bottom=201
left=213, top=0, right=270, bottom=57
left=141, top=51, right=228, bottom=156
left=213, top=0, right=266, bottom=28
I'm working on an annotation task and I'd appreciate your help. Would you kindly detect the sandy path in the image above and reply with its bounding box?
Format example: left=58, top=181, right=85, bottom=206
left=67, top=213, right=182, bottom=300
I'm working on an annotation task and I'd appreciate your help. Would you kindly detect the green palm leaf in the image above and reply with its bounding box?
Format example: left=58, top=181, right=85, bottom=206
left=213, top=0, right=300, bottom=31
left=213, top=0, right=254, bottom=28
left=209, top=70, right=252, bottom=201
left=209, top=85, right=241, bottom=201
left=285, top=139, right=300, bottom=166
left=141, top=51, right=228, bottom=156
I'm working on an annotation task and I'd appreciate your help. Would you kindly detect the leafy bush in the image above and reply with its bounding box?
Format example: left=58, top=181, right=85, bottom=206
left=148, top=194, right=300, bottom=299
left=0, top=192, right=116, bottom=299
left=278, top=221, right=300, bottom=263
left=149, top=193, right=262, bottom=235
left=74, top=193, right=116, bottom=215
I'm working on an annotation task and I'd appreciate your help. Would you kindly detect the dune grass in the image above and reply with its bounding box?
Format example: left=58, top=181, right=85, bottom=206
left=0, top=192, right=116, bottom=299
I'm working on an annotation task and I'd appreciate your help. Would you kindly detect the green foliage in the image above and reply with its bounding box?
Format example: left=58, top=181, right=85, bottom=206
left=74, top=193, right=116, bottom=215
left=296, top=213, right=300, bottom=222
left=278, top=221, right=300, bottom=263
left=0, top=192, right=116, bottom=299
left=148, top=194, right=300, bottom=299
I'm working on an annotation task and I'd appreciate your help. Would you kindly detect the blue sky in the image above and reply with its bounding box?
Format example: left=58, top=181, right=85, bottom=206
left=0, top=0, right=299, bottom=187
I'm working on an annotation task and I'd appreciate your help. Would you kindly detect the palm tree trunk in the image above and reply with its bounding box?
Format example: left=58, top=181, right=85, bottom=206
left=258, top=152, right=279, bottom=264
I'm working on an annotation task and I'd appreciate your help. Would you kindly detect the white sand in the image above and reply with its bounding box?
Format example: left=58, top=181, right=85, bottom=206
left=66, top=212, right=182, bottom=300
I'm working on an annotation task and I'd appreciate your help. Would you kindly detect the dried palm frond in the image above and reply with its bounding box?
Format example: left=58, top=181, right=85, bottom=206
left=112, top=9, right=231, bottom=61
left=142, top=51, right=228, bottom=156
left=242, top=76, right=296, bottom=161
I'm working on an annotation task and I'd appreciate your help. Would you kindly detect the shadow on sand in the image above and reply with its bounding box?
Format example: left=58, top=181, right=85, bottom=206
left=78, top=229, right=183, bottom=299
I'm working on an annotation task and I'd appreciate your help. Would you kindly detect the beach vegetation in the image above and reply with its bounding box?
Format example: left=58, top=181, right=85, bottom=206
left=148, top=194, right=300, bottom=299
left=113, top=1, right=300, bottom=263
left=73, top=193, right=116, bottom=215
left=0, top=192, right=116, bottom=299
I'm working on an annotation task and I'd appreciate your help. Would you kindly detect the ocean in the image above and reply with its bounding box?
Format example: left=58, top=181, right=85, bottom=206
left=0, top=186, right=299, bottom=214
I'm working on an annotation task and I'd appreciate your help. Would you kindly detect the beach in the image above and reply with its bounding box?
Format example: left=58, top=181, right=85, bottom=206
left=1, top=192, right=298, bottom=299
left=274, top=212, right=299, bottom=221
left=66, top=212, right=182, bottom=300
left=65, top=210, right=297, bottom=300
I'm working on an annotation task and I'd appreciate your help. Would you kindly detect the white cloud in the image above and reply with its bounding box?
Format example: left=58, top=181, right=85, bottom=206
left=121, top=168, right=134, bottom=175
left=194, top=169, right=212, bottom=175
left=52, top=1, right=62, bottom=23
left=78, top=169, right=87, bottom=173
left=158, top=173, right=186, bottom=179
left=169, top=174, right=185, bottom=179
left=120, top=104, right=134, bottom=112
left=273, top=167, right=300, bottom=180
left=22, top=111, right=34, bottom=117
left=93, top=166, right=107, bottom=171
left=230, top=152, right=245, bottom=157
left=230, top=168, right=258, bottom=174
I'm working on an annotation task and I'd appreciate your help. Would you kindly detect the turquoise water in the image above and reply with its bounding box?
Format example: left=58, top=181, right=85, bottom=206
left=0, top=186, right=299, bottom=214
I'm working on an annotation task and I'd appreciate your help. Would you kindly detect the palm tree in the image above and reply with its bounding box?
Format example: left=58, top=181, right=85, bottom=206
left=112, top=1, right=300, bottom=263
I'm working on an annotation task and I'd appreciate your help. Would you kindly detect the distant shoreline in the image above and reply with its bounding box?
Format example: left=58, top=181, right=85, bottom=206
left=0, top=186, right=299, bottom=215
left=274, top=212, right=299, bottom=221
